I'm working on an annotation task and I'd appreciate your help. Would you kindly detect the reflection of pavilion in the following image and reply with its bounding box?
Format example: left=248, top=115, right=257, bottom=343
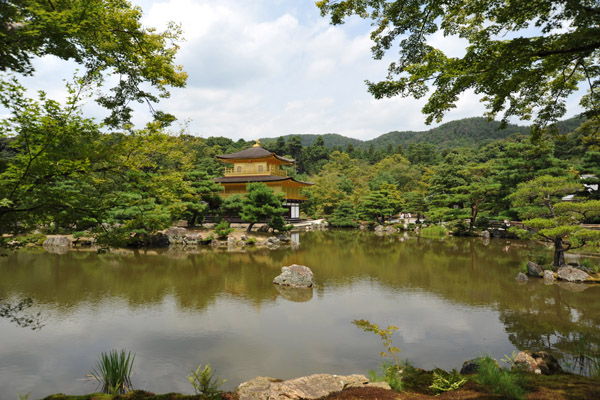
left=214, top=142, right=313, bottom=220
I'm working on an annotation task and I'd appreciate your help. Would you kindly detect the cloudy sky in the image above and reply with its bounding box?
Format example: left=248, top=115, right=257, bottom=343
left=13, top=0, right=585, bottom=141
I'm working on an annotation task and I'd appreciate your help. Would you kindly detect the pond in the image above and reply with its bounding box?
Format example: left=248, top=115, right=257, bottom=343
left=1, top=230, right=599, bottom=399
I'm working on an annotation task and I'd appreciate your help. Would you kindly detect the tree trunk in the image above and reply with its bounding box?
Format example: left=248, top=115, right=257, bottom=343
left=553, top=238, right=566, bottom=267
left=469, top=201, right=479, bottom=232
left=246, top=222, right=255, bottom=232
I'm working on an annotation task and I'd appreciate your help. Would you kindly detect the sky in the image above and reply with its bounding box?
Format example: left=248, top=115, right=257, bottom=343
left=8, top=0, right=586, bottom=141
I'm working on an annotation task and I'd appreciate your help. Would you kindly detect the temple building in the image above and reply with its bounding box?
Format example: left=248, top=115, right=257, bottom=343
left=214, top=142, right=313, bottom=219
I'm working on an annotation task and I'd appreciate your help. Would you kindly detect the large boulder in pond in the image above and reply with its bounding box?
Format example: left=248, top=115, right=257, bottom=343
left=273, top=264, right=314, bottom=288
left=543, top=269, right=555, bottom=284
left=526, top=261, right=543, bottom=278
left=165, top=227, right=187, bottom=240
left=557, top=265, right=590, bottom=282
left=43, top=236, right=71, bottom=247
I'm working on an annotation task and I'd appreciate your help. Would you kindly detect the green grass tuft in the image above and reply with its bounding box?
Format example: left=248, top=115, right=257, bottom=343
left=420, top=225, right=448, bottom=238
left=88, top=349, right=135, bottom=395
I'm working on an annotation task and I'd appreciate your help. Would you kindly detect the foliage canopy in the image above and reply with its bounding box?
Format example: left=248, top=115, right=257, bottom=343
left=0, top=0, right=187, bottom=126
left=317, top=0, right=600, bottom=133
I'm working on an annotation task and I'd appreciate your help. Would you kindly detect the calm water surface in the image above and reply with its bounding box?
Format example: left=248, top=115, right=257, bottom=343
left=1, top=231, right=599, bottom=399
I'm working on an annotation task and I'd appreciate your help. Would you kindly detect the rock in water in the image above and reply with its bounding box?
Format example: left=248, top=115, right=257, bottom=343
left=515, top=272, right=528, bottom=282
left=557, top=265, right=590, bottom=282
left=543, top=269, right=555, bottom=284
left=43, top=236, right=71, bottom=247
left=273, top=264, right=314, bottom=288
left=526, top=261, right=543, bottom=277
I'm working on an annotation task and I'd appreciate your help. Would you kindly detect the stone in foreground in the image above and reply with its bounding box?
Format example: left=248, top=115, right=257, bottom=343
left=557, top=266, right=590, bottom=282
left=513, top=351, right=562, bottom=375
left=459, top=359, right=481, bottom=375
left=235, top=374, right=389, bottom=400
left=273, top=264, right=314, bottom=288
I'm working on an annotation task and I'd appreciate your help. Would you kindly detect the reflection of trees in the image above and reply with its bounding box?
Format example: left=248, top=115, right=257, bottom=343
left=0, top=297, right=44, bottom=330
left=499, top=283, right=600, bottom=376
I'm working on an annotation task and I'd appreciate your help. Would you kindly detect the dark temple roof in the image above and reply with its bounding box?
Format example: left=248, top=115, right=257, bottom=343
left=214, top=175, right=313, bottom=185
left=216, top=146, right=294, bottom=164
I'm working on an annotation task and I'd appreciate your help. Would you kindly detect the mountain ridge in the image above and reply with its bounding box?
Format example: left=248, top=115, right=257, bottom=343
left=260, top=116, right=584, bottom=150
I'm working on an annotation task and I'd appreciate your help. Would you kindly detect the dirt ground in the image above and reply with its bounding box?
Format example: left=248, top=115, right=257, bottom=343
left=319, top=373, right=600, bottom=400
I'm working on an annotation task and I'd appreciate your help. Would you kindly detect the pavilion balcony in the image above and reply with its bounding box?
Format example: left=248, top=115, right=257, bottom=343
left=224, top=167, right=288, bottom=177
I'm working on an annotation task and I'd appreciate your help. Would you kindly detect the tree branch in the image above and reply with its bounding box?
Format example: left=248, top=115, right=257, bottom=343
left=535, top=42, right=600, bottom=57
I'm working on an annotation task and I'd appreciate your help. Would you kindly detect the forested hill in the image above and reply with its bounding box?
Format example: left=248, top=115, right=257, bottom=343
left=261, top=117, right=584, bottom=150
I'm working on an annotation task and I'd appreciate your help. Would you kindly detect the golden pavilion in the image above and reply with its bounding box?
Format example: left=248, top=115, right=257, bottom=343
left=214, top=142, right=313, bottom=219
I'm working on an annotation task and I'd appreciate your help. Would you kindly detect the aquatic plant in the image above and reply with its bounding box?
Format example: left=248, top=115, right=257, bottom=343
left=187, top=363, right=226, bottom=398
left=474, top=356, right=526, bottom=400
left=88, top=349, right=135, bottom=394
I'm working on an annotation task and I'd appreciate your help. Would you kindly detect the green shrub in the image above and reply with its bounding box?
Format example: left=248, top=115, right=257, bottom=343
left=475, top=216, right=490, bottom=229
left=187, top=364, right=226, bottom=398
left=328, top=201, right=358, bottom=228
left=72, top=231, right=88, bottom=239
left=214, top=220, right=234, bottom=239
left=526, top=248, right=553, bottom=266
left=420, top=225, right=448, bottom=238
left=581, top=258, right=599, bottom=273
left=368, top=362, right=403, bottom=392
left=429, top=369, right=466, bottom=394
left=245, top=237, right=257, bottom=245
left=88, top=349, right=135, bottom=395
left=474, top=356, right=526, bottom=400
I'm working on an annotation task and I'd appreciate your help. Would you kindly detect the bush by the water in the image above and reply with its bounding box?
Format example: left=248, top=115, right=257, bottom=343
left=474, top=356, right=526, bottom=400
left=187, top=363, right=226, bottom=398
left=420, top=225, right=448, bottom=238
left=214, top=220, right=234, bottom=239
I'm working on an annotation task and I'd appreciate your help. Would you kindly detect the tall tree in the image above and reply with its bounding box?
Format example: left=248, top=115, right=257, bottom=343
left=317, top=0, right=600, bottom=133
left=1, top=0, right=187, bottom=127
left=509, top=175, right=600, bottom=266
left=240, top=183, right=288, bottom=232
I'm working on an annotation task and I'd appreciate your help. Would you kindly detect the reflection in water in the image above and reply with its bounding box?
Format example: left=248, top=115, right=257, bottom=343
left=0, top=231, right=599, bottom=399
left=273, top=285, right=313, bottom=302
left=0, top=297, right=44, bottom=331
